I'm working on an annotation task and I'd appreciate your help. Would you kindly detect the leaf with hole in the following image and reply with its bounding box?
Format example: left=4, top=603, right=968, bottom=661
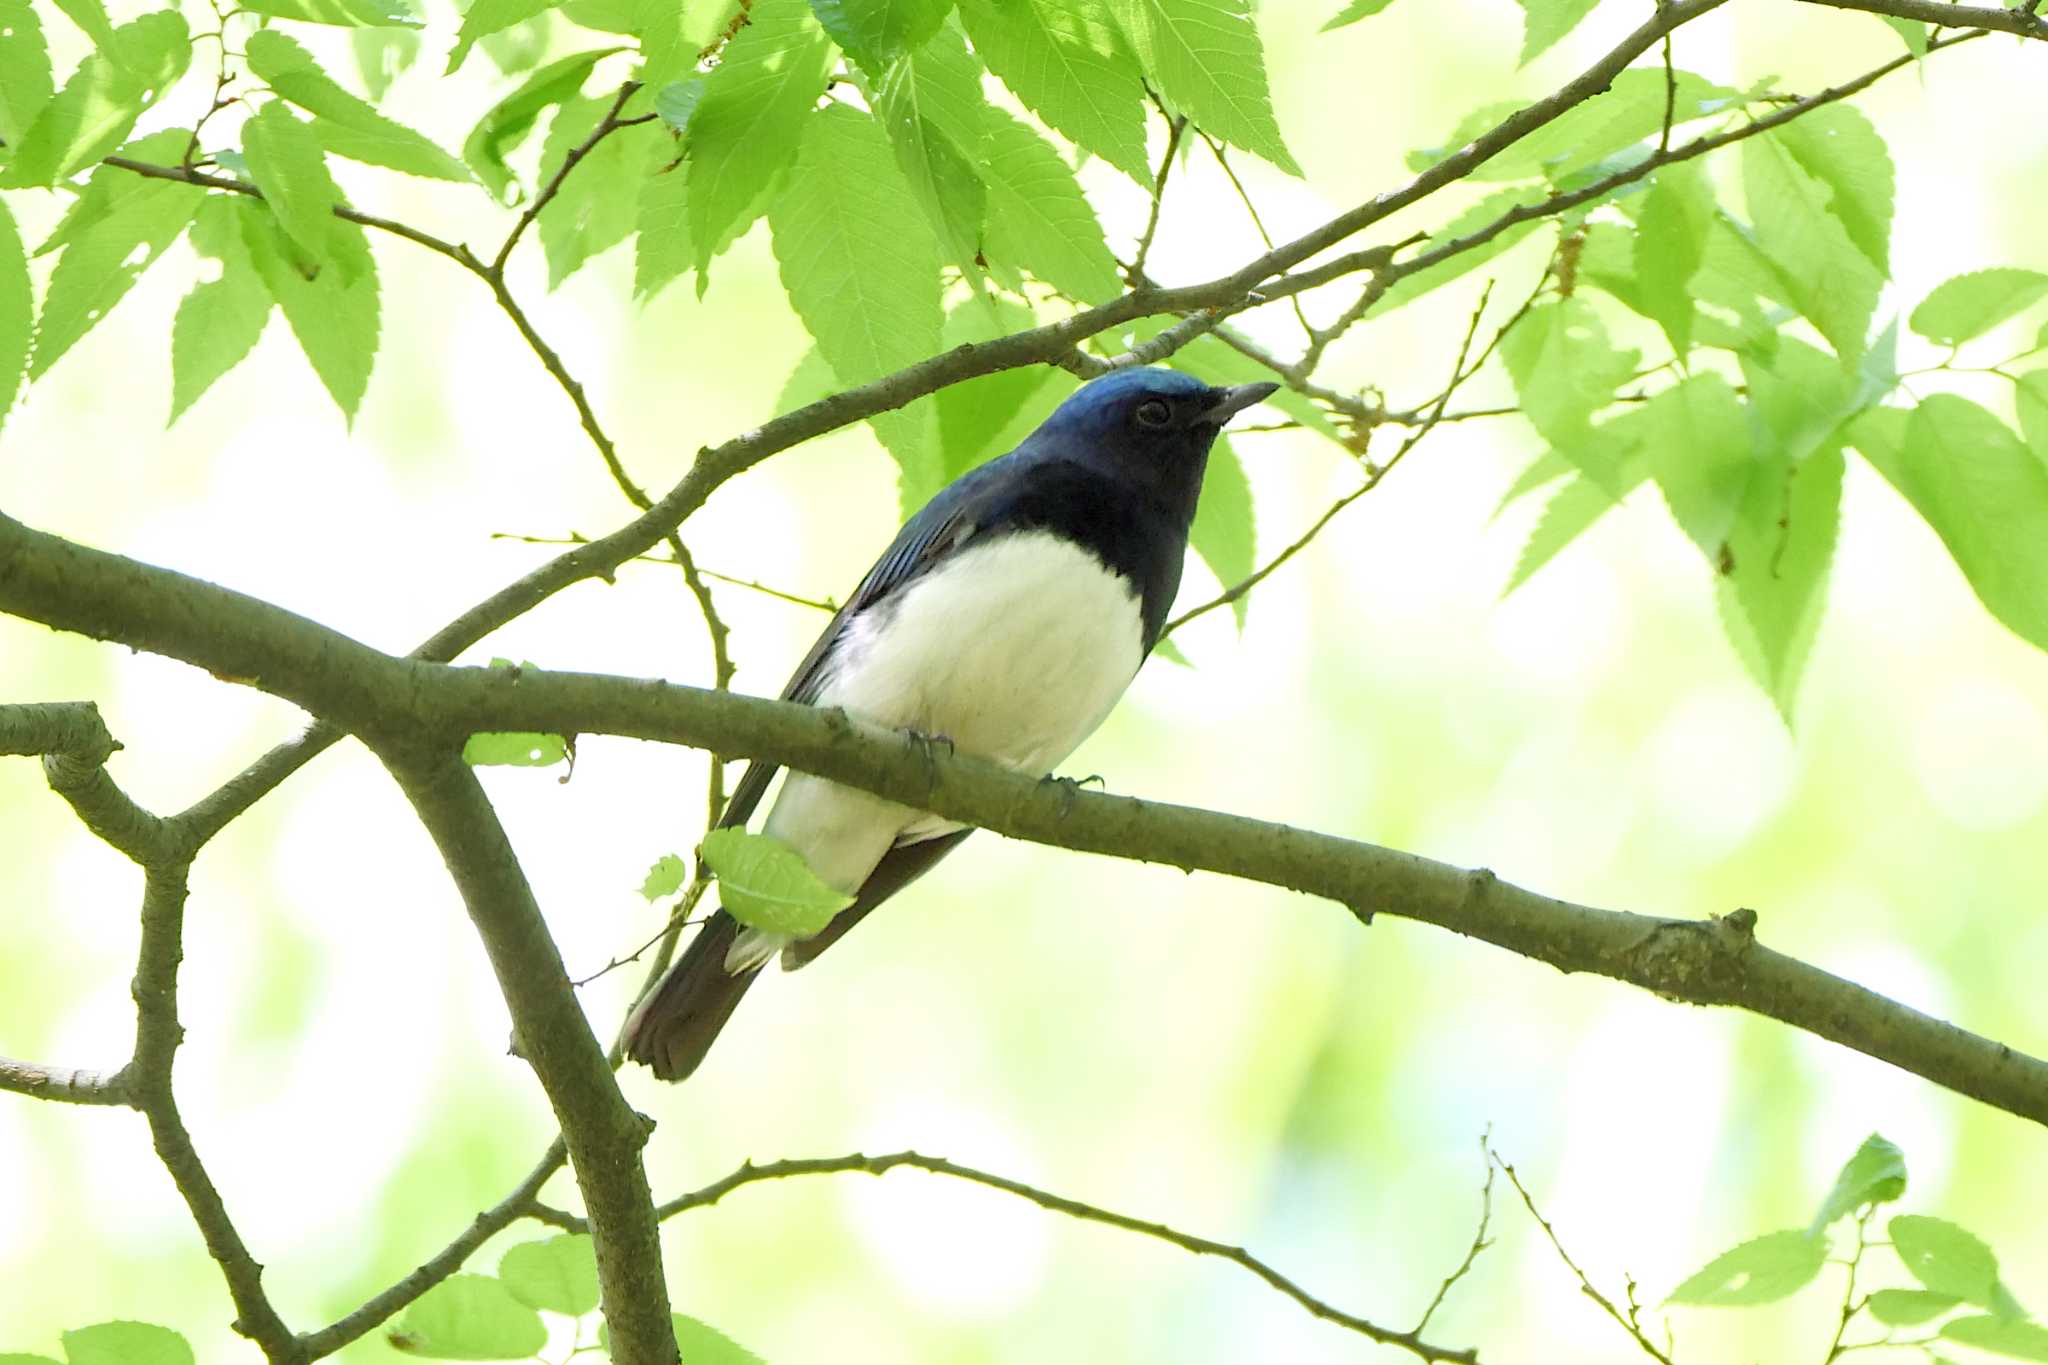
left=1667, top=1230, right=1827, bottom=1306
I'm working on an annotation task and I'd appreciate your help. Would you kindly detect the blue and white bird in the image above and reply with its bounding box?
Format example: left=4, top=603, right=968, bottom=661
left=624, top=366, right=1278, bottom=1081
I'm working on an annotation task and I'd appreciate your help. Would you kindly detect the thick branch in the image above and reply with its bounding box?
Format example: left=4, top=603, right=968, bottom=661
left=1794, top=0, right=2048, bottom=39
left=372, top=751, right=673, bottom=1365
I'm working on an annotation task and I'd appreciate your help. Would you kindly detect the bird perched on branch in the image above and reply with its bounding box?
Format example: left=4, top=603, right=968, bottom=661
left=624, top=366, right=1278, bottom=1081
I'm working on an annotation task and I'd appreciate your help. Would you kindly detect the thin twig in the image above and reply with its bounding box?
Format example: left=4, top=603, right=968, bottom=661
left=1494, top=1152, right=1674, bottom=1365
left=1413, top=1133, right=1498, bottom=1336
left=492, top=80, right=649, bottom=275
left=1130, top=112, right=1188, bottom=283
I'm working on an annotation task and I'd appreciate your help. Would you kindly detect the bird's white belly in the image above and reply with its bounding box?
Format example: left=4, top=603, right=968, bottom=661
left=761, top=530, right=1145, bottom=895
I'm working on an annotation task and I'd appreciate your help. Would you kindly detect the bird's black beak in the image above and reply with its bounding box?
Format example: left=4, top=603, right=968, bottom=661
left=1200, top=381, right=1281, bottom=426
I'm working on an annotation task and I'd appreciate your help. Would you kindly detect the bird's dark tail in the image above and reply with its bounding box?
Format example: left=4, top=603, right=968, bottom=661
left=621, top=911, right=760, bottom=1083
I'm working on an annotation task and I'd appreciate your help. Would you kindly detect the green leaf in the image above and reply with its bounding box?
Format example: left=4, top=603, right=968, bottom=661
left=1773, top=103, right=1893, bottom=274
left=1501, top=297, right=1639, bottom=453
left=0, top=10, right=190, bottom=188
left=1742, top=131, right=1882, bottom=361
left=875, top=29, right=991, bottom=284
left=978, top=110, right=1122, bottom=303
left=1643, top=372, right=1752, bottom=560
left=631, top=0, right=692, bottom=86
left=1495, top=448, right=1573, bottom=517
left=351, top=26, right=423, bottom=99
left=1942, top=1317, right=2048, bottom=1361
left=687, top=0, right=834, bottom=274
left=2014, top=370, right=2048, bottom=462
left=170, top=196, right=275, bottom=422
left=1364, top=186, right=1548, bottom=317
left=240, top=197, right=382, bottom=421
left=936, top=297, right=1056, bottom=479
left=808, top=0, right=953, bottom=70
left=1634, top=160, right=1713, bottom=355
left=1190, top=433, right=1254, bottom=628
left=639, top=853, right=688, bottom=900
left=0, top=199, right=29, bottom=433
left=1479, top=70, right=1738, bottom=185
left=1667, top=1230, right=1827, bottom=1307
left=0, top=0, right=55, bottom=148
left=463, top=47, right=623, bottom=204
left=242, top=102, right=371, bottom=283
left=700, top=828, right=855, bottom=938
left=769, top=103, right=944, bottom=509
left=652, top=76, right=704, bottom=133
left=1321, top=0, right=1397, bottom=30
left=1505, top=470, right=1617, bottom=594
left=1868, top=1289, right=1961, bottom=1326
left=49, top=0, right=116, bottom=53
left=1881, top=16, right=1927, bottom=57
left=634, top=161, right=691, bottom=300
left=1112, top=0, right=1299, bottom=173
left=478, top=10, right=552, bottom=72
left=1514, top=0, right=1597, bottom=62
left=536, top=96, right=651, bottom=287
left=1910, top=268, right=2048, bottom=347
left=390, top=1274, right=548, bottom=1359
left=1809, top=1134, right=1907, bottom=1234
left=0, top=1354, right=63, bottom=1364
left=1893, top=1216, right=2000, bottom=1307
left=599, top=1314, right=766, bottom=1365
left=1151, top=634, right=1192, bottom=666
left=240, top=0, right=420, bottom=27
left=246, top=30, right=469, bottom=182
left=498, top=1235, right=599, bottom=1316
left=955, top=0, right=1150, bottom=184
left=59, top=1324, right=193, bottom=1365
left=1857, top=396, right=2048, bottom=652
left=29, top=134, right=201, bottom=379
left=448, top=0, right=556, bottom=72
left=462, top=732, right=569, bottom=766
left=1717, top=442, right=1842, bottom=718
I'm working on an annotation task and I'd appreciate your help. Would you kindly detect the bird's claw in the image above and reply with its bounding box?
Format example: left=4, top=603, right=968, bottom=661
left=1040, top=771, right=1105, bottom=817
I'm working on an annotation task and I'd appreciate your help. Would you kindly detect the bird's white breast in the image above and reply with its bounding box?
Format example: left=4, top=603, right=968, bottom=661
left=758, top=530, right=1145, bottom=900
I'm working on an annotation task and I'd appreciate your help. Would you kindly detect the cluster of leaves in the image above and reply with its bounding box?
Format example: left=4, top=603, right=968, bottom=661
left=1669, top=1134, right=2048, bottom=1359
left=386, top=1232, right=761, bottom=1362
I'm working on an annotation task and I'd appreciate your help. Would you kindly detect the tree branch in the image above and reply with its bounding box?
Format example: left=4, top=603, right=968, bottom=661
left=1794, top=0, right=2048, bottom=39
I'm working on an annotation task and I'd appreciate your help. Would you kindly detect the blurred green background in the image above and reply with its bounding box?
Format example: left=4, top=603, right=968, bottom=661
left=4, top=1, right=2047, bottom=1360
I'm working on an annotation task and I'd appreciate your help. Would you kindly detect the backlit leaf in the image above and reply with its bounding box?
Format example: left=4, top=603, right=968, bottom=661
left=1868, top=1289, right=1961, bottom=1326
left=1501, top=297, right=1639, bottom=451
left=1894, top=1216, right=2001, bottom=1306
left=240, top=0, right=420, bottom=26
left=536, top=95, right=653, bottom=286
left=1909, top=268, right=2048, bottom=347
left=634, top=160, right=690, bottom=299
left=242, top=101, right=373, bottom=284
left=462, top=732, right=569, bottom=766
left=1634, top=160, right=1713, bottom=355
left=0, top=10, right=190, bottom=188
left=978, top=110, right=1121, bottom=303
left=1364, top=186, right=1548, bottom=317
left=808, top=0, right=954, bottom=70
left=0, top=0, right=55, bottom=148
left=498, top=1235, right=599, bottom=1316
left=1941, top=1316, right=2048, bottom=1361
left=247, top=30, right=469, bottom=181
left=1809, top=1134, right=1907, bottom=1234
left=1742, top=131, right=1881, bottom=361
left=1190, top=432, right=1254, bottom=627
left=389, top=1274, right=547, bottom=1359
left=1774, top=103, right=1892, bottom=273
left=1667, top=1230, right=1826, bottom=1306
left=170, top=195, right=275, bottom=422
left=462, top=47, right=623, bottom=203
left=1718, top=443, right=1842, bottom=719
left=240, top=197, right=382, bottom=422
left=639, top=853, right=688, bottom=900
left=60, top=1324, right=192, bottom=1365
left=1113, top=0, right=1298, bottom=173
left=875, top=29, right=991, bottom=283
left=956, top=0, right=1150, bottom=184
left=1514, top=0, right=1596, bottom=62
left=0, top=198, right=29, bottom=432
left=1643, top=372, right=1751, bottom=560
left=1321, top=0, right=1397, bottom=30
left=448, top=0, right=556, bottom=73
left=700, top=828, right=855, bottom=938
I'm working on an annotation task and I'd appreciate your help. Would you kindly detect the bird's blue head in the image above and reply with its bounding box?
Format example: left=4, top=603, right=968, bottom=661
left=1027, top=367, right=1279, bottom=525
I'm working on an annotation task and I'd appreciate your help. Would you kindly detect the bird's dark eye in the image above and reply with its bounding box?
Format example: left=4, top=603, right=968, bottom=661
left=1134, top=399, right=1172, bottom=428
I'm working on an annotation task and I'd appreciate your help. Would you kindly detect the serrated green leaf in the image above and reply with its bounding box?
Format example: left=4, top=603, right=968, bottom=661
left=29, top=134, right=201, bottom=379
left=700, top=828, right=855, bottom=938
left=246, top=31, right=469, bottom=182
left=956, top=0, right=1150, bottom=184
left=1112, top=0, right=1298, bottom=173
left=390, top=1274, right=548, bottom=1359
left=463, top=47, right=623, bottom=203
left=1809, top=1134, right=1907, bottom=1235
left=1514, top=0, right=1597, bottom=62
left=1858, top=396, right=2048, bottom=651
left=1881, top=16, right=1927, bottom=56
left=1893, top=1216, right=2000, bottom=1306
left=640, top=853, right=688, bottom=900
left=599, top=1314, right=766, bottom=1365
left=170, top=196, right=275, bottom=422
left=0, top=0, right=55, bottom=148
left=634, top=161, right=690, bottom=299
left=498, top=1235, right=599, bottom=1316
left=809, top=0, right=953, bottom=70
left=628, top=0, right=691, bottom=86
left=936, top=297, right=1055, bottom=478
left=1774, top=103, right=1892, bottom=274
left=1942, top=1316, right=2048, bottom=1360
left=240, top=198, right=381, bottom=421
left=59, top=1324, right=193, bottom=1365
left=1644, top=372, right=1751, bottom=560
left=462, top=732, right=568, bottom=766
left=50, top=0, right=116, bottom=53
left=1364, top=186, right=1548, bottom=317
left=1667, top=1230, right=1827, bottom=1307
left=770, top=103, right=944, bottom=508
left=0, top=199, right=29, bottom=432
left=1910, top=268, right=2048, bottom=347
left=1495, top=449, right=1573, bottom=517
left=1742, top=131, right=1881, bottom=362
left=536, top=96, right=652, bottom=287
left=0, top=10, right=189, bottom=188
left=1502, top=297, right=1639, bottom=452
left=978, top=110, right=1121, bottom=303
left=1151, top=634, right=1192, bottom=666
left=1479, top=70, right=1738, bottom=186
left=1190, top=432, right=1254, bottom=628
left=241, top=0, right=420, bottom=26
left=1321, top=0, right=1397, bottom=30
left=1635, top=160, right=1713, bottom=355
left=687, top=0, right=834, bottom=275
left=1868, top=1289, right=1961, bottom=1326
left=351, top=26, right=423, bottom=99
left=243, top=102, right=372, bottom=284
left=478, top=9, right=552, bottom=72
left=2013, top=371, right=2048, bottom=462
left=1719, top=442, right=1842, bottom=719
left=448, top=0, right=556, bottom=72
left=876, top=29, right=991, bottom=284
left=1505, top=471, right=1615, bottom=594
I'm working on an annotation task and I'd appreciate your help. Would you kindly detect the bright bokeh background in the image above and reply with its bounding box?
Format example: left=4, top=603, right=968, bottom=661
left=4, top=1, right=2047, bottom=1360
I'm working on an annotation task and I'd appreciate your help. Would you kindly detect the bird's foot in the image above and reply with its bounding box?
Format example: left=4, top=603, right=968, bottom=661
left=903, top=728, right=955, bottom=794
left=1040, top=771, right=1105, bottom=817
